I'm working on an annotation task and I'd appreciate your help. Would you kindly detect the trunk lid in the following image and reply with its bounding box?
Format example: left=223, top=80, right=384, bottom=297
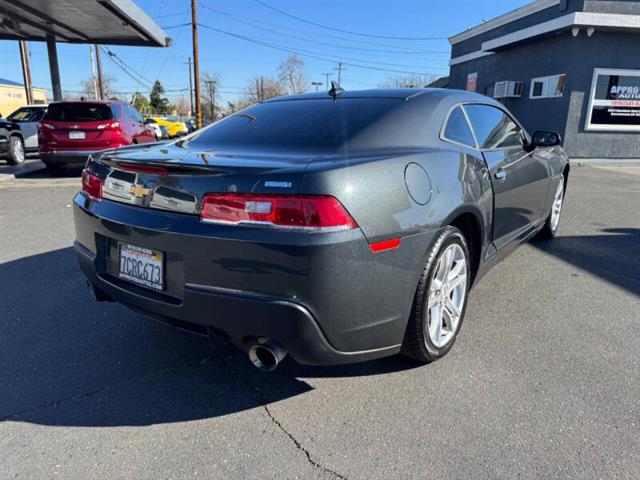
left=94, top=144, right=313, bottom=215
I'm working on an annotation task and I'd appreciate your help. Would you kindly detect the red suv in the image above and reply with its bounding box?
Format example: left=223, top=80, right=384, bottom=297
left=38, top=101, right=157, bottom=173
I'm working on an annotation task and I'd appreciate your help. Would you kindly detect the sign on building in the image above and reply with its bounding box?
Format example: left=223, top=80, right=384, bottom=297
left=586, top=68, right=640, bottom=131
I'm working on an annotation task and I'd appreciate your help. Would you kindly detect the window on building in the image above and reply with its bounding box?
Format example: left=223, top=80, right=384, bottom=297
left=442, top=106, right=476, bottom=147
left=463, top=104, right=523, bottom=150
left=530, top=74, right=566, bottom=99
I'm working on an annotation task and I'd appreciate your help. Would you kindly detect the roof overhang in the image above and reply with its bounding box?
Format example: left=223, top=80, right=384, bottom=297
left=0, top=0, right=171, bottom=46
left=449, top=0, right=560, bottom=45
left=450, top=12, right=640, bottom=66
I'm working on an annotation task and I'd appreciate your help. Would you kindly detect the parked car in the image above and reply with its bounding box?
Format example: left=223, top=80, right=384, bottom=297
left=38, top=101, right=156, bottom=173
left=150, top=116, right=188, bottom=137
left=6, top=104, right=47, bottom=152
left=73, top=88, right=569, bottom=371
left=144, top=118, right=170, bottom=140
left=186, top=118, right=197, bottom=133
left=0, top=115, right=25, bottom=165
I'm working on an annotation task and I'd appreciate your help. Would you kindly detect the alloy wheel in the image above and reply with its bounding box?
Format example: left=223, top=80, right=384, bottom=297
left=550, top=178, right=564, bottom=232
left=13, top=139, right=25, bottom=163
left=427, top=243, right=467, bottom=348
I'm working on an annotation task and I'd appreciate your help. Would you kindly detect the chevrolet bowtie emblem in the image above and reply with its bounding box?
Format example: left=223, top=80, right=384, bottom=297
left=129, top=185, right=152, bottom=198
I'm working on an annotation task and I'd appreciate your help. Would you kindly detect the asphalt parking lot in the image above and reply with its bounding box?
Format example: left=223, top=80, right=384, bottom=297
left=1, top=165, right=639, bottom=479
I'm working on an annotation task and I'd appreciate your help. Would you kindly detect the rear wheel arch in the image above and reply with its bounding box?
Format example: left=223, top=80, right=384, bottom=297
left=445, top=209, right=484, bottom=284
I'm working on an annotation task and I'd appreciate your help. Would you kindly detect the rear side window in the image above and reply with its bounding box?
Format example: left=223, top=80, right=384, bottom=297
left=110, top=104, right=123, bottom=120
left=43, top=103, right=114, bottom=122
left=463, top=104, right=522, bottom=150
left=443, top=106, right=476, bottom=147
left=8, top=107, right=45, bottom=123
left=186, top=98, right=403, bottom=150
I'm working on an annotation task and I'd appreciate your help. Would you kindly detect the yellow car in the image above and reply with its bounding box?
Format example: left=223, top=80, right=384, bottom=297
left=149, top=116, right=188, bottom=138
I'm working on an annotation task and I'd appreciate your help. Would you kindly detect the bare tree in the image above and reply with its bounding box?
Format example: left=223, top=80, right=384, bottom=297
left=377, top=74, right=440, bottom=88
left=243, top=76, right=285, bottom=105
left=80, top=73, right=119, bottom=99
left=174, top=96, right=190, bottom=116
left=278, top=55, right=307, bottom=94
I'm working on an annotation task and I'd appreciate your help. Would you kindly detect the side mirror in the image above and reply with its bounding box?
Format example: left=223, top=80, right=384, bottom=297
left=531, top=130, right=561, bottom=148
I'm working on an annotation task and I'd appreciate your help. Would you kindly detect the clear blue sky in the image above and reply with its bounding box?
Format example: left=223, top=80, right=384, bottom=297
left=0, top=0, right=528, bottom=106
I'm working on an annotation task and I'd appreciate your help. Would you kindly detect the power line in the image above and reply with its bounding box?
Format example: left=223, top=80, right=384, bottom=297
left=199, top=1, right=442, bottom=51
left=100, top=47, right=154, bottom=89
left=197, top=23, right=448, bottom=73
left=201, top=4, right=449, bottom=56
left=253, top=0, right=448, bottom=41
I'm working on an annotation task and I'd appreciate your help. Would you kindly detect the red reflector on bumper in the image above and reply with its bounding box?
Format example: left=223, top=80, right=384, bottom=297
left=369, top=238, right=401, bottom=253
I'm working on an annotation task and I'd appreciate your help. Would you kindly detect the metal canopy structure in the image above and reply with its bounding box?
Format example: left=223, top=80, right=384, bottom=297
left=0, top=0, right=171, bottom=100
left=0, top=0, right=171, bottom=46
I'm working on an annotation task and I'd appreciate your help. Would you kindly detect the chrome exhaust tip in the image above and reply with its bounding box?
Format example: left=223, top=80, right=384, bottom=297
left=248, top=338, right=287, bottom=371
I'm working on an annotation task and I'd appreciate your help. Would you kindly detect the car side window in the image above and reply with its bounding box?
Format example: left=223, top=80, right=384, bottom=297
left=463, top=104, right=523, bottom=150
left=443, top=106, right=476, bottom=147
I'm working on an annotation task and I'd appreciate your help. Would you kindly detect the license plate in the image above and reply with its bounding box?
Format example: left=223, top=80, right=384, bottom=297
left=69, top=131, right=85, bottom=139
left=118, top=243, right=164, bottom=291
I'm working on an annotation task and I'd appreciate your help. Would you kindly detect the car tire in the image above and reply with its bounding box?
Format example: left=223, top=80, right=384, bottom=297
left=6, top=136, right=25, bottom=165
left=537, top=174, right=565, bottom=239
left=402, top=226, right=471, bottom=363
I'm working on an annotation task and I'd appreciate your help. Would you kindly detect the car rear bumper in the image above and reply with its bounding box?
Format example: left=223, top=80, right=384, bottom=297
left=75, top=241, right=400, bottom=365
left=73, top=193, right=436, bottom=365
left=40, top=150, right=96, bottom=165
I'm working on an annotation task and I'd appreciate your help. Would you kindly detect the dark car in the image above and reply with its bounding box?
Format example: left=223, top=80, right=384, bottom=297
left=38, top=101, right=156, bottom=173
left=73, top=88, right=569, bottom=371
left=6, top=104, right=47, bottom=152
left=0, top=115, right=25, bottom=165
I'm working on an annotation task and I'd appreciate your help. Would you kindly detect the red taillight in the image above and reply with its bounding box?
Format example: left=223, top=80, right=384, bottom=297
left=116, top=162, right=168, bottom=176
left=82, top=169, right=103, bottom=199
left=201, top=194, right=358, bottom=231
left=38, top=122, right=55, bottom=130
left=97, top=121, right=120, bottom=130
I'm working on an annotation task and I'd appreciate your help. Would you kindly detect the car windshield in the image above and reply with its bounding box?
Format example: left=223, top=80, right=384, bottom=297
left=44, top=103, right=115, bottom=122
left=8, top=107, right=45, bottom=123
left=164, top=117, right=177, bottom=122
left=186, top=98, right=403, bottom=150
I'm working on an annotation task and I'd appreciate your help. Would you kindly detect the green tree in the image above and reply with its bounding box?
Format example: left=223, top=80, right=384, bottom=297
left=131, top=92, right=150, bottom=115
left=149, top=80, right=170, bottom=114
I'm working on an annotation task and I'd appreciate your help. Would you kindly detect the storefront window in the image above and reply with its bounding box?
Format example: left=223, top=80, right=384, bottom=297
left=586, top=68, right=640, bottom=131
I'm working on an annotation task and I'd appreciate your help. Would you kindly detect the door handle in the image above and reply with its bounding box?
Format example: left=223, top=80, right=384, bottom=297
left=495, top=170, right=507, bottom=181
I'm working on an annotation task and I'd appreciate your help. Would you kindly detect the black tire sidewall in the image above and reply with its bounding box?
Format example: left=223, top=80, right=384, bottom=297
left=419, top=229, right=471, bottom=359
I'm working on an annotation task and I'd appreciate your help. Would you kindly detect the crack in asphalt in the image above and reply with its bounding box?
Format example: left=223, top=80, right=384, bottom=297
left=217, top=351, right=348, bottom=480
left=1, top=346, right=347, bottom=479
left=0, top=356, right=212, bottom=423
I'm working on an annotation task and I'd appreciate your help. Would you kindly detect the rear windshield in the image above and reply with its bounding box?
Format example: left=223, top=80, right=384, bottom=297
left=186, top=98, right=403, bottom=150
left=43, top=103, right=115, bottom=122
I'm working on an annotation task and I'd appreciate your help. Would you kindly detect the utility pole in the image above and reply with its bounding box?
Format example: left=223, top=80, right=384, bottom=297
left=185, top=57, right=194, bottom=116
left=89, top=45, right=99, bottom=99
left=260, top=76, right=264, bottom=102
left=321, top=72, right=332, bottom=89
left=311, top=81, right=322, bottom=92
left=204, top=80, right=216, bottom=122
left=191, top=0, right=202, bottom=129
left=95, top=45, right=104, bottom=100
left=333, top=62, right=344, bottom=84
left=18, top=40, right=33, bottom=104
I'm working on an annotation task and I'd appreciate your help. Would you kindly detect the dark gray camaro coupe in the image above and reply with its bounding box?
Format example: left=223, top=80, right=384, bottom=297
left=74, top=88, right=569, bottom=370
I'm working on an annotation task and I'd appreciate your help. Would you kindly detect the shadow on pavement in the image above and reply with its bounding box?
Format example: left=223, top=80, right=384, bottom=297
left=0, top=247, right=418, bottom=427
left=531, top=228, right=640, bottom=296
